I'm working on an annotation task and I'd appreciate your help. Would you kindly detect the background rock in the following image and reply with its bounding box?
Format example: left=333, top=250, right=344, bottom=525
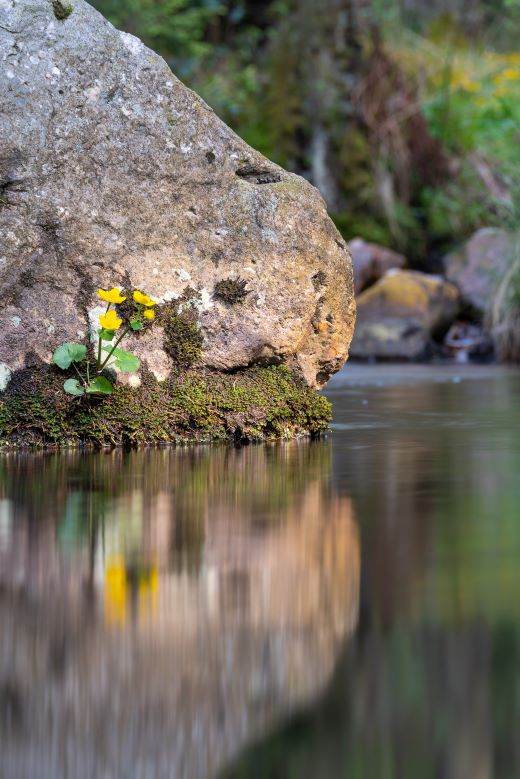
left=349, top=237, right=407, bottom=295
left=443, top=228, right=513, bottom=316
left=350, top=270, right=460, bottom=360
left=0, top=0, right=355, bottom=390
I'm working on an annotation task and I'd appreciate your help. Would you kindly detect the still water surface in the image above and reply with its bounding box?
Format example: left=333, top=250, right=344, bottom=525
left=0, top=364, right=519, bottom=778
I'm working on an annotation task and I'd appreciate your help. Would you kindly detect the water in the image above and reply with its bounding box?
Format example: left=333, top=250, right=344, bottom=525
left=1, top=364, right=519, bottom=778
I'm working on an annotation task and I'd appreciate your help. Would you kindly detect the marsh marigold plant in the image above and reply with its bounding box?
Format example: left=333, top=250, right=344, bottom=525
left=52, top=287, right=157, bottom=397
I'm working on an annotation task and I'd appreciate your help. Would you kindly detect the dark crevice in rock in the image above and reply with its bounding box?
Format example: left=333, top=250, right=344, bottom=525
left=74, top=271, right=95, bottom=347
left=18, top=269, right=36, bottom=290
left=311, top=297, right=326, bottom=334
left=235, top=165, right=282, bottom=185
left=312, top=270, right=327, bottom=290
left=0, top=178, right=25, bottom=208
left=211, top=250, right=224, bottom=267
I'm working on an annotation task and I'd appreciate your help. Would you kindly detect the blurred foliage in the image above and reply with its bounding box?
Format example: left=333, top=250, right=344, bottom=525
left=91, top=0, right=520, bottom=323
left=91, top=0, right=224, bottom=68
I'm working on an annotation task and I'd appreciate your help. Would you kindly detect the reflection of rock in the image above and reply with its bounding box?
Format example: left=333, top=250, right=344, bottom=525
left=443, top=228, right=512, bottom=316
left=349, top=238, right=406, bottom=296
left=350, top=270, right=459, bottom=360
left=225, top=623, right=495, bottom=779
left=0, top=444, right=359, bottom=779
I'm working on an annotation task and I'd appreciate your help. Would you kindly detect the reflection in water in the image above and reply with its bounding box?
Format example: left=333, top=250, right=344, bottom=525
left=0, top=443, right=359, bottom=779
left=2, top=366, right=519, bottom=779
left=222, top=366, right=520, bottom=779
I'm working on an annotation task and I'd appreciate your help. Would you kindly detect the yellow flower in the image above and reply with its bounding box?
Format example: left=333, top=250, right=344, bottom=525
left=100, top=309, right=123, bottom=330
left=501, top=67, right=520, bottom=81
left=133, top=290, right=156, bottom=307
left=143, top=309, right=155, bottom=320
left=98, top=287, right=126, bottom=304
left=493, top=68, right=520, bottom=87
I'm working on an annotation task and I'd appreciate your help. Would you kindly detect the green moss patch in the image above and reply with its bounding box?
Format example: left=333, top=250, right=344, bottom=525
left=0, top=365, right=331, bottom=450
left=52, top=0, right=73, bottom=20
left=213, top=277, right=250, bottom=305
left=158, top=290, right=204, bottom=371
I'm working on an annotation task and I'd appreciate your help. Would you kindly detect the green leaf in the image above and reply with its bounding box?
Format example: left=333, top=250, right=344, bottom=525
left=130, top=319, right=143, bottom=332
left=53, top=343, right=87, bottom=369
left=63, top=378, right=85, bottom=396
left=86, top=376, right=113, bottom=395
left=112, top=348, right=140, bottom=373
left=99, top=328, right=116, bottom=341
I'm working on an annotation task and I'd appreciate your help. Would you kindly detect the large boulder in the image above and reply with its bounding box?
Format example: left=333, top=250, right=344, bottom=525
left=350, top=270, right=459, bottom=360
left=0, top=0, right=354, bottom=396
left=443, top=228, right=513, bottom=316
left=349, top=237, right=406, bottom=295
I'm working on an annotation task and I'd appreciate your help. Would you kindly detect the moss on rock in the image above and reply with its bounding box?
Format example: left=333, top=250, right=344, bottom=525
left=158, top=290, right=204, bottom=371
left=213, top=277, right=250, bottom=305
left=0, top=365, right=331, bottom=450
left=52, top=0, right=73, bottom=20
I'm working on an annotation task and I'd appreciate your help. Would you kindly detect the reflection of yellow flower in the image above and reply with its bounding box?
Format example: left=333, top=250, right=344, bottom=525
left=139, top=567, right=159, bottom=623
left=98, top=287, right=126, bottom=304
left=133, top=290, right=156, bottom=307
left=100, top=309, right=122, bottom=330
left=143, top=309, right=155, bottom=321
left=104, top=558, right=127, bottom=626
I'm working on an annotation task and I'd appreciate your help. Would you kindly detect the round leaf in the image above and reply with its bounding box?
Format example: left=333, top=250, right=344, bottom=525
left=53, top=343, right=87, bottom=369
left=99, top=328, right=116, bottom=341
left=112, top=348, right=140, bottom=373
left=130, top=319, right=143, bottom=332
left=86, top=376, right=113, bottom=395
left=63, top=378, right=85, bottom=396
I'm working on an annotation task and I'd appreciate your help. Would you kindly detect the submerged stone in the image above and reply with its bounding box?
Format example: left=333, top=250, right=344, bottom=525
left=0, top=0, right=355, bottom=448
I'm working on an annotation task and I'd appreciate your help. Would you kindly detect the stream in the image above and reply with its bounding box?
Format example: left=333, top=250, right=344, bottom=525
left=1, top=364, right=519, bottom=778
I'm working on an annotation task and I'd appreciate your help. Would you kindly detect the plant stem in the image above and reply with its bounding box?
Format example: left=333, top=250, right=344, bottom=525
left=72, top=361, right=86, bottom=386
left=99, top=326, right=129, bottom=371
left=97, top=303, right=111, bottom=371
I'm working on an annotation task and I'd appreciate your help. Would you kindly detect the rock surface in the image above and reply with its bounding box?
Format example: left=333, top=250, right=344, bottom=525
left=443, top=228, right=513, bottom=315
left=0, top=0, right=355, bottom=392
left=349, top=237, right=406, bottom=295
left=350, top=270, right=459, bottom=360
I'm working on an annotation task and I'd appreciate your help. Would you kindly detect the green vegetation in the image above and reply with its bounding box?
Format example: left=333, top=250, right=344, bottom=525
left=0, top=364, right=331, bottom=449
left=52, top=287, right=156, bottom=397
left=88, top=0, right=520, bottom=356
left=158, top=289, right=204, bottom=371
left=52, top=0, right=73, bottom=20
left=213, top=277, right=250, bottom=305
